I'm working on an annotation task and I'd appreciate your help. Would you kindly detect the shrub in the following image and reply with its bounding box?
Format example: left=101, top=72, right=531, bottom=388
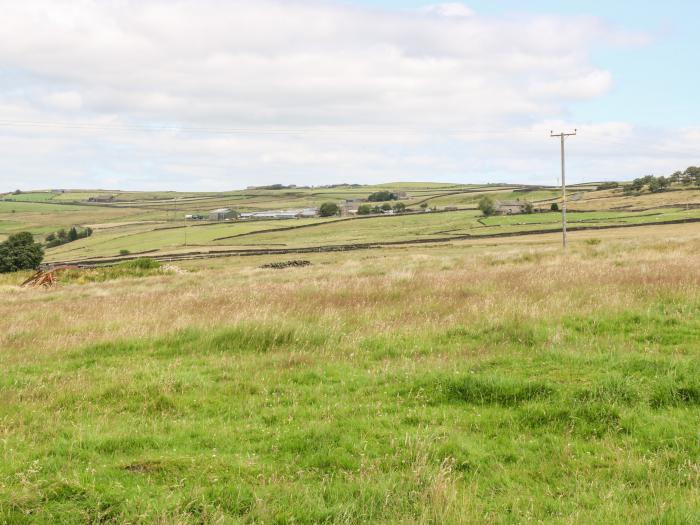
left=597, top=182, right=619, bottom=190
left=357, top=204, right=372, bottom=215
left=0, top=232, right=44, bottom=273
left=119, top=249, right=131, bottom=256
left=478, top=196, right=496, bottom=217
left=120, top=258, right=161, bottom=270
left=550, top=202, right=560, bottom=212
left=319, top=202, right=340, bottom=217
left=393, top=202, right=406, bottom=213
left=523, top=202, right=534, bottom=214
left=61, top=258, right=163, bottom=283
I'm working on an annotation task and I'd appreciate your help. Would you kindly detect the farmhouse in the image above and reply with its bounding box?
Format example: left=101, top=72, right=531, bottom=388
left=496, top=200, right=526, bottom=215
left=208, top=208, right=236, bottom=221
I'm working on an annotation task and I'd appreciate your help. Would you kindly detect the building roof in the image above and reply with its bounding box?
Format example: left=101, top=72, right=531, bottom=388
left=210, top=208, right=232, bottom=214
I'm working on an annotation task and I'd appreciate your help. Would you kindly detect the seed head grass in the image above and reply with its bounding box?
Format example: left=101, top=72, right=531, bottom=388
left=1, top=230, right=699, bottom=523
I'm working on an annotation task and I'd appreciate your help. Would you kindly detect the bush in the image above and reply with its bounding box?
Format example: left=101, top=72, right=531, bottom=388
left=523, top=202, right=534, bottom=214
left=119, top=249, right=131, bottom=256
left=0, top=232, right=44, bottom=273
left=61, top=258, right=163, bottom=283
left=120, top=258, right=161, bottom=270
left=319, top=202, right=340, bottom=217
left=393, top=202, right=406, bottom=213
left=357, top=204, right=372, bottom=215
left=478, top=196, right=496, bottom=217
left=597, top=182, right=619, bottom=190
left=550, top=203, right=560, bottom=212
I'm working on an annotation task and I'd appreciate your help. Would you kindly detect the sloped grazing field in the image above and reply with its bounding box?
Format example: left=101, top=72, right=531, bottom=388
left=1, top=229, right=700, bottom=524
left=3, top=183, right=700, bottom=256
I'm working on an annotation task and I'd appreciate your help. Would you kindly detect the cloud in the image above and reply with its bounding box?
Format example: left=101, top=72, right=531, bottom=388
left=420, top=3, right=474, bottom=17
left=0, top=0, right=665, bottom=190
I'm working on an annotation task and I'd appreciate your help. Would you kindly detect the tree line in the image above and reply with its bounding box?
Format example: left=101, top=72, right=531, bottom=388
left=45, top=226, right=93, bottom=248
left=623, top=167, right=700, bottom=194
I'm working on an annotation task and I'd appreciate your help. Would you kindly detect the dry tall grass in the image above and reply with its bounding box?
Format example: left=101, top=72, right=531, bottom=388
left=2, top=228, right=698, bottom=365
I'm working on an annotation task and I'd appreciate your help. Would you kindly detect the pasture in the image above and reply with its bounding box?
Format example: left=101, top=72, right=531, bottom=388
left=1, top=224, right=700, bottom=523
left=1, top=182, right=699, bottom=523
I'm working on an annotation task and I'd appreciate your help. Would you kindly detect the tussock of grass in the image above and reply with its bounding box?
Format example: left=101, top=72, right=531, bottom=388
left=440, top=375, right=555, bottom=406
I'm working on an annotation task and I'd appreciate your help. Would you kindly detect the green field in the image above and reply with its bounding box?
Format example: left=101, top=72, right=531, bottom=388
left=1, top=182, right=699, bottom=261
left=1, top=226, right=700, bottom=523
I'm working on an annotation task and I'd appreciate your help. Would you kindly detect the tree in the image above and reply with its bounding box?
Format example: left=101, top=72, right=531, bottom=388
left=380, top=202, right=392, bottom=212
left=478, top=196, right=496, bottom=217
left=669, top=171, right=683, bottom=184
left=550, top=203, right=560, bottom=212
left=68, top=227, right=79, bottom=241
left=368, top=191, right=397, bottom=202
left=319, top=202, right=340, bottom=217
left=57, top=229, right=67, bottom=240
left=45, top=233, right=56, bottom=242
left=685, top=166, right=700, bottom=186
left=523, top=202, right=534, bottom=214
left=0, top=232, right=44, bottom=273
left=649, top=176, right=670, bottom=193
left=393, top=202, right=406, bottom=213
left=357, top=204, right=372, bottom=215
left=420, top=203, right=428, bottom=210
left=630, top=178, right=645, bottom=192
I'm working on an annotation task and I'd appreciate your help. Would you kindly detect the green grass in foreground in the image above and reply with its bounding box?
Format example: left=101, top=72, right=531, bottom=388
left=1, top=300, right=699, bottom=523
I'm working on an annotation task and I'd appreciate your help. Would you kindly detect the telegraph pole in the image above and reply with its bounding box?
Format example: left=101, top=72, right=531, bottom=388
left=550, top=129, right=577, bottom=249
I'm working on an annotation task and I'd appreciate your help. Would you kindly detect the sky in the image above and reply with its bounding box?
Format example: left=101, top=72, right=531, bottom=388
left=1, top=0, right=698, bottom=192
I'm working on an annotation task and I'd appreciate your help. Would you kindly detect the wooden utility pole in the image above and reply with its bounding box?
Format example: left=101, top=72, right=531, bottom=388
left=550, top=130, right=577, bottom=249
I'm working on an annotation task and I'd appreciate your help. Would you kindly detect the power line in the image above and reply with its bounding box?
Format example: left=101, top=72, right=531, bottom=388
left=0, top=118, right=548, bottom=136
left=550, top=129, right=577, bottom=250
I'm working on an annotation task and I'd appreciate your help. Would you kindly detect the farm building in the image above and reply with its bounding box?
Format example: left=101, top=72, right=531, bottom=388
left=239, top=208, right=318, bottom=220
left=208, top=208, right=236, bottom=221
left=496, top=201, right=526, bottom=215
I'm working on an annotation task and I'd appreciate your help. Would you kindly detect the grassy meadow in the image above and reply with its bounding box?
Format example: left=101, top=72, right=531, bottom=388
left=1, top=223, right=700, bottom=523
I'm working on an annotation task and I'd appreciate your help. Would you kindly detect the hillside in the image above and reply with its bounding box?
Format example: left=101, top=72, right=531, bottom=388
left=2, top=181, right=699, bottom=265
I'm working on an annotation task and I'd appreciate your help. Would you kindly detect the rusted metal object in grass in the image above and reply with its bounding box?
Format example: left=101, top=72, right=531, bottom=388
left=20, top=266, right=79, bottom=288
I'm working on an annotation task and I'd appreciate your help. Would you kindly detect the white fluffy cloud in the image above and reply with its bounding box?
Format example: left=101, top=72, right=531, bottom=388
left=0, top=0, right=690, bottom=191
